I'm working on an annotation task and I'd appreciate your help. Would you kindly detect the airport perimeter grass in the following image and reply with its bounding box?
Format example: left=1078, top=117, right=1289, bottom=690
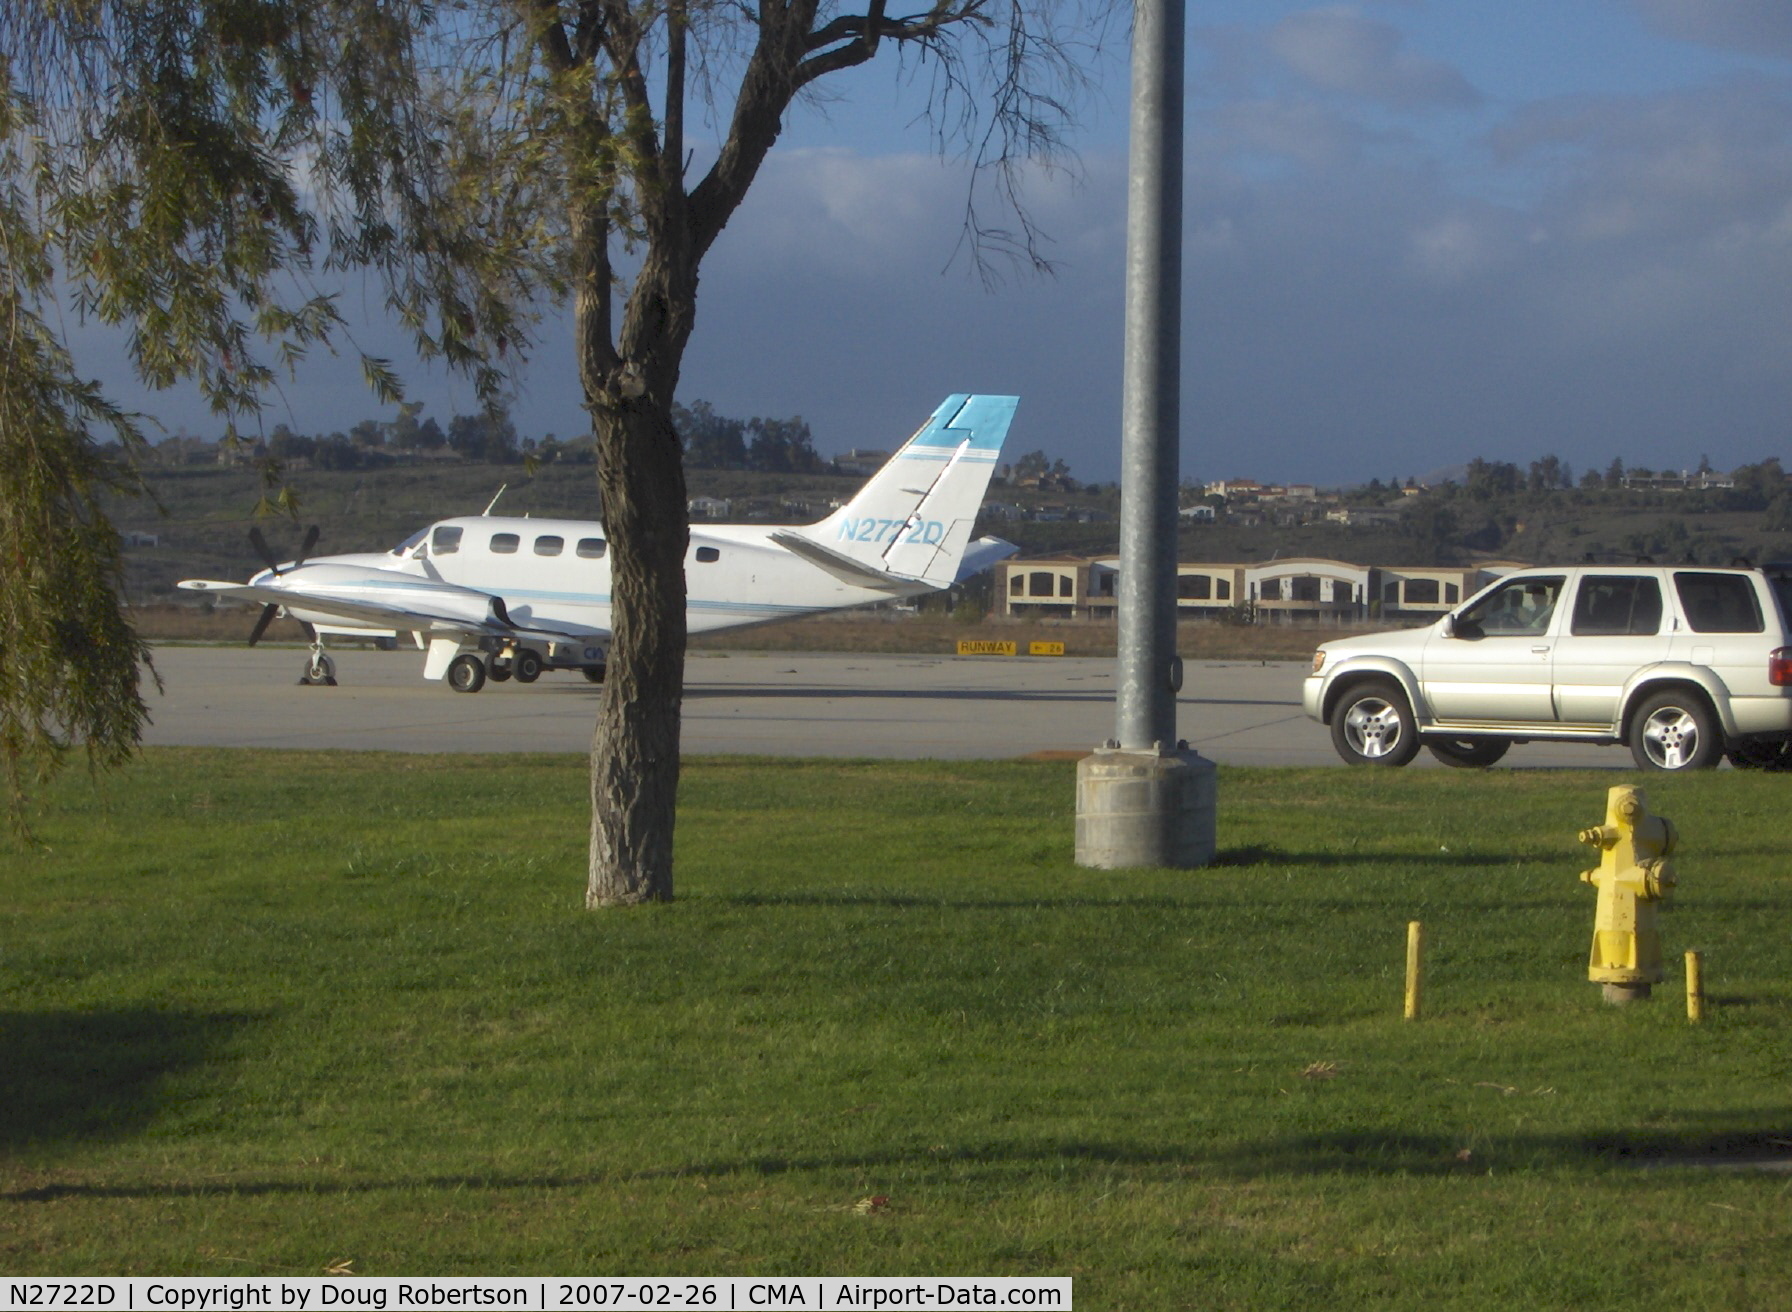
left=5, top=751, right=1791, bottom=1305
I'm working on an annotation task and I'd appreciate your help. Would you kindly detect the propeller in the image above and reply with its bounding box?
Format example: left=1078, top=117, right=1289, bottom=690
left=246, top=525, right=321, bottom=647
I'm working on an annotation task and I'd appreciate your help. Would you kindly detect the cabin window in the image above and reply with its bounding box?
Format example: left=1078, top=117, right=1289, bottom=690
left=490, top=533, right=520, bottom=554
left=534, top=535, right=564, bottom=556
left=695, top=546, right=720, bottom=563
left=577, top=538, right=607, bottom=559
left=431, top=525, right=463, bottom=555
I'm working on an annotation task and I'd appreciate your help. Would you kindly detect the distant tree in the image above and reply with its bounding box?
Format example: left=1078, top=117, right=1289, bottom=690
left=1401, top=501, right=1459, bottom=562
left=268, top=425, right=316, bottom=463
left=1013, top=450, right=1052, bottom=484
left=349, top=418, right=386, bottom=449
left=1464, top=457, right=1520, bottom=501
left=313, top=434, right=361, bottom=470
left=674, top=401, right=747, bottom=469
left=389, top=402, right=427, bottom=449
left=448, top=408, right=519, bottom=464
left=414, top=417, right=447, bottom=451
left=746, top=416, right=821, bottom=474
left=1580, top=467, right=1605, bottom=490
left=1605, top=458, right=1627, bottom=489
left=1729, top=458, right=1787, bottom=512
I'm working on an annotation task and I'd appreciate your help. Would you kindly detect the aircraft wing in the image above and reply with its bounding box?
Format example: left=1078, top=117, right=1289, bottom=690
left=178, top=568, right=608, bottom=646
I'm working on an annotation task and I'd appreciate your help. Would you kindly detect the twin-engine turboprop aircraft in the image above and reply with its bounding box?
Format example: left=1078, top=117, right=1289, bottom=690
left=180, top=394, right=1020, bottom=692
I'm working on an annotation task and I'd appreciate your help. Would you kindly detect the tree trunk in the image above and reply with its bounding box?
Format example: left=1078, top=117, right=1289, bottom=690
left=586, top=395, right=689, bottom=905
left=580, top=197, right=696, bottom=904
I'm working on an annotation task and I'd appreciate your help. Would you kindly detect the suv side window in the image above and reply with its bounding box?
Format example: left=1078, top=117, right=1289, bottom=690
left=1674, top=572, right=1763, bottom=633
left=1570, top=576, right=1663, bottom=636
left=1458, top=576, right=1565, bottom=637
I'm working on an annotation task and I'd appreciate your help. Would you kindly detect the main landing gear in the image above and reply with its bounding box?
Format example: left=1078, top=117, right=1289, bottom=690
left=444, top=646, right=606, bottom=692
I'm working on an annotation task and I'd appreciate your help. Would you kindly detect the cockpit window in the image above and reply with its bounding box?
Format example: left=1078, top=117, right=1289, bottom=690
left=392, top=528, right=428, bottom=557
left=432, top=525, right=463, bottom=555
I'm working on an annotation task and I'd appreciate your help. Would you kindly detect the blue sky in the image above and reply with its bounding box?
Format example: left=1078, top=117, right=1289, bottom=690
left=88, top=1, right=1792, bottom=487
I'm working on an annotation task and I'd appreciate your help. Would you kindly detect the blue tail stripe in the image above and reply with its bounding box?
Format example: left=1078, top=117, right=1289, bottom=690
left=906, top=394, right=1017, bottom=453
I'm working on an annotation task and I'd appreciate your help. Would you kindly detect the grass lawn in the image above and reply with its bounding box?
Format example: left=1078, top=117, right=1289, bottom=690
left=4, top=751, right=1790, bottom=1305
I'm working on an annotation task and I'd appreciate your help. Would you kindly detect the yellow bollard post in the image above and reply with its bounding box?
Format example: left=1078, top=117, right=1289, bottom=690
left=1686, top=950, right=1705, bottom=1023
left=1404, top=921, right=1424, bottom=1020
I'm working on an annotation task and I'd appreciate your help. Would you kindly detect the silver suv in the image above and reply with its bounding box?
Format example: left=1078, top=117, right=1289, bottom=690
left=1304, top=564, right=1792, bottom=771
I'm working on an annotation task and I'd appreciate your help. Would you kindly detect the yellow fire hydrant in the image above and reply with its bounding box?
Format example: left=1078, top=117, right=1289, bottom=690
left=1579, top=785, right=1676, bottom=1004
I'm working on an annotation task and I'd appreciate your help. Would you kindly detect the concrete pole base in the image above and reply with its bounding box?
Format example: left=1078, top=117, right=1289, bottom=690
left=1075, top=745, right=1217, bottom=869
left=1602, top=982, right=1653, bottom=1005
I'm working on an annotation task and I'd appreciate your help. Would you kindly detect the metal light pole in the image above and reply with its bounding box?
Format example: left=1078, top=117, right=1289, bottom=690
left=1074, top=0, right=1215, bottom=869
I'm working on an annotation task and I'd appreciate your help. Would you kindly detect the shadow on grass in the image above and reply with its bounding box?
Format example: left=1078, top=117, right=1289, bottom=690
left=11, top=1121, right=1790, bottom=1204
left=0, top=1009, right=255, bottom=1150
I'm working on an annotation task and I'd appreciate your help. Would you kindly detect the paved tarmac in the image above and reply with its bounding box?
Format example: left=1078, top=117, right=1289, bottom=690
left=140, top=644, right=1624, bottom=768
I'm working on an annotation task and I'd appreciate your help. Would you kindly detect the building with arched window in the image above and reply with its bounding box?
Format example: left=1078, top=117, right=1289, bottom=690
left=996, top=556, right=1521, bottom=623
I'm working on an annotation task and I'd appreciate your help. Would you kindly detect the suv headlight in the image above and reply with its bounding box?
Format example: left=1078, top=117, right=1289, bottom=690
left=1311, top=650, right=1327, bottom=675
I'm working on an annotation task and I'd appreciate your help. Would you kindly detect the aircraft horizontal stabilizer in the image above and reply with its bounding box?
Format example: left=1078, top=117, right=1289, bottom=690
left=956, top=536, right=1020, bottom=583
left=766, top=531, right=918, bottom=591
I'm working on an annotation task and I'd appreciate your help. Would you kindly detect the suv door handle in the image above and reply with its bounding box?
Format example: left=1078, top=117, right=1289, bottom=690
left=1531, top=645, right=1551, bottom=654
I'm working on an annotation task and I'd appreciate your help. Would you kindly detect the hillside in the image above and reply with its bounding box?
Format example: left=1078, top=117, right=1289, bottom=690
left=108, top=458, right=1792, bottom=606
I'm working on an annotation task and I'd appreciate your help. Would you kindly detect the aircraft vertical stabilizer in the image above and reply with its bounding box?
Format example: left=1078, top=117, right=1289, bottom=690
left=775, top=394, right=1017, bottom=588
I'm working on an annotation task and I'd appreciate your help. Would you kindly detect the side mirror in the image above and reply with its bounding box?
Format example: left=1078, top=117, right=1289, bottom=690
left=1440, top=615, right=1456, bottom=638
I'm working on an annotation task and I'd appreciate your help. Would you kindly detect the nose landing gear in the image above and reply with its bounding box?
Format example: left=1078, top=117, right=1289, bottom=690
left=299, top=642, right=338, bottom=686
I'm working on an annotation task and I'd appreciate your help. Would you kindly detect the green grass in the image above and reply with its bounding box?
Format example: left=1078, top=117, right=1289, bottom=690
left=5, top=752, right=1791, bottom=1305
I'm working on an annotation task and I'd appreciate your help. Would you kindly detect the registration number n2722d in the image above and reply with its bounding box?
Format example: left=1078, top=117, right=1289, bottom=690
left=835, top=517, right=944, bottom=545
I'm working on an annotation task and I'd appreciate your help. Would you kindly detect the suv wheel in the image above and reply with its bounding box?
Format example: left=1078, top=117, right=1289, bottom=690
left=1331, top=680, right=1420, bottom=767
left=1630, top=691, right=1722, bottom=771
left=1426, top=737, right=1510, bottom=769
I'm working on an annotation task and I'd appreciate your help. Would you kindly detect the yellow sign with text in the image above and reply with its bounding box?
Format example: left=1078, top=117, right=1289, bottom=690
left=1028, top=641, right=1066, bottom=657
left=956, top=640, right=1018, bottom=657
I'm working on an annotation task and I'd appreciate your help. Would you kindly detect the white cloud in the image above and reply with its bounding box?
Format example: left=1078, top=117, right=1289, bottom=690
left=1266, top=7, right=1481, bottom=109
left=1628, top=0, right=1792, bottom=59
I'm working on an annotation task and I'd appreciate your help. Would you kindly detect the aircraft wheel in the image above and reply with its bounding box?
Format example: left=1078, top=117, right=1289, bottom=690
left=488, top=662, right=513, bottom=683
left=513, top=649, right=544, bottom=683
left=582, top=664, right=607, bottom=685
left=299, top=653, right=337, bottom=687
left=447, top=653, right=487, bottom=693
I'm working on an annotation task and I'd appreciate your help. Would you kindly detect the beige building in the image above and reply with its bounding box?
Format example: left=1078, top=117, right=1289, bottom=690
left=998, top=555, right=1518, bottom=623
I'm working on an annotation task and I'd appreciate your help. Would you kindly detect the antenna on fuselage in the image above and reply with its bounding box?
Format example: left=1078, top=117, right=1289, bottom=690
left=482, top=484, right=508, bottom=516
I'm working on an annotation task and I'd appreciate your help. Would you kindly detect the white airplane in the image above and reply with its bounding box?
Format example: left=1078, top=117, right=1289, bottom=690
left=180, top=394, right=1020, bottom=691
